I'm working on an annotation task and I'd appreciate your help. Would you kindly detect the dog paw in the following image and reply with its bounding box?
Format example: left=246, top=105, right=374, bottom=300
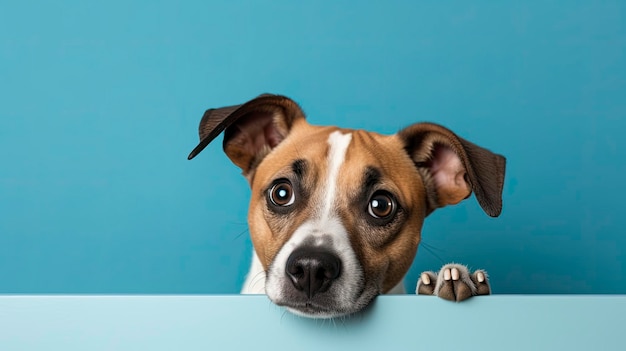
left=416, top=264, right=490, bottom=301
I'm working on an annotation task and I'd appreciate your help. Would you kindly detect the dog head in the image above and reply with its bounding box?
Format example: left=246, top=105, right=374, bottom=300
left=189, top=94, right=505, bottom=318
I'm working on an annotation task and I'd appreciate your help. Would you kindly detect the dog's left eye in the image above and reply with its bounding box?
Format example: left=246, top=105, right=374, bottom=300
left=269, top=181, right=295, bottom=207
left=368, top=191, right=396, bottom=219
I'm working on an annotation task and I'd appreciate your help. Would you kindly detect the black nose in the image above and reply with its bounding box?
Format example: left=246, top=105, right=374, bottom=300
left=285, top=248, right=342, bottom=298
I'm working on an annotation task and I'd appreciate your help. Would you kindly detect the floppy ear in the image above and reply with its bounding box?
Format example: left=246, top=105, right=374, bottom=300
left=187, top=94, right=306, bottom=176
left=398, top=123, right=506, bottom=217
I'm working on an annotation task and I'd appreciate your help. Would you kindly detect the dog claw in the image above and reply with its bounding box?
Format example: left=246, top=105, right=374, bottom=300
left=451, top=267, right=460, bottom=281
left=421, top=272, right=431, bottom=285
left=443, top=268, right=451, bottom=281
left=476, top=271, right=485, bottom=283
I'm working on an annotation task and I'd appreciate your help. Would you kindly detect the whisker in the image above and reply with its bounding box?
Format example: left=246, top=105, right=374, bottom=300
left=232, top=228, right=249, bottom=241
left=340, top=315, right=349, bottom=331
left=249, top=279, right=264, bottom=291
left=248, top=271, right=267, bottom=290
left=420, top=241, right=445, bottom=252
left=420, top=242, right=445, bottom=264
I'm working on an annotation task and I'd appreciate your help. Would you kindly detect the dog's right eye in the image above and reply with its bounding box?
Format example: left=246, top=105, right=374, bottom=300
left=269, top=181, right=295, bottom=207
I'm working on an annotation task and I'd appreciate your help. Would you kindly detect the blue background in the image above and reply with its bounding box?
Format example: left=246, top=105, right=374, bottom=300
left=1, top=1, right=624, bottom=294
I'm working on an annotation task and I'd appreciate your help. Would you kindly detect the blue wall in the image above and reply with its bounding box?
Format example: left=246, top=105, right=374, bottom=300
left=1, top=1, right=624, bottom=294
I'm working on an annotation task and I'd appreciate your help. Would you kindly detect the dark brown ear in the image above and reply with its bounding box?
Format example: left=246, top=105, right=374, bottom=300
left=187, top=94, right=305, bottom=176
left=398, top=122, right=506, bottom=217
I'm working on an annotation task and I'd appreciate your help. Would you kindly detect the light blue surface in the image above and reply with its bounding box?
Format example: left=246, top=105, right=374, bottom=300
left=0, top=295, right=624, bottom=350
left=1, top=1, right=625, bottom=294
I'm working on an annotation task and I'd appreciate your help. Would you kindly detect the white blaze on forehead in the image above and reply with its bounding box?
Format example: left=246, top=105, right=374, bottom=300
left=321, top=131, right=353, bottom=220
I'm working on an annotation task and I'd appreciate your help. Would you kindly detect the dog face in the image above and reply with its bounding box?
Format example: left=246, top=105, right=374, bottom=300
left=188, top=95, right=505, bottom=318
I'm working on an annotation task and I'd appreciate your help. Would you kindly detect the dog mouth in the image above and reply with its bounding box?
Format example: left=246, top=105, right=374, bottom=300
left=280, top=302, right=361, bottom=319
left=282, top=302, right=343, bottom=318
left=271, top=290, right=378, bottom=319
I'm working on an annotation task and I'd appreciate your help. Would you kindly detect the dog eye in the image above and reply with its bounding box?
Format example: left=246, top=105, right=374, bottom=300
left=368, top=191, right=395, bottom=219
left=269, top=181, right=295, bottom=207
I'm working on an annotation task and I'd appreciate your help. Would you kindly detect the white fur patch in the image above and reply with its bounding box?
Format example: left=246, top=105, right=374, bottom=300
left=320, top=131, right=353, bottom=221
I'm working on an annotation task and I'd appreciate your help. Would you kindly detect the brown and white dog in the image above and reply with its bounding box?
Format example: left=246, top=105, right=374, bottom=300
left=188, top=94, right=506, bottom=318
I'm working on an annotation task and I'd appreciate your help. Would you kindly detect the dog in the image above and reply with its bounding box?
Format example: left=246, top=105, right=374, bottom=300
left=188, top=94, right=506, bottom=318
